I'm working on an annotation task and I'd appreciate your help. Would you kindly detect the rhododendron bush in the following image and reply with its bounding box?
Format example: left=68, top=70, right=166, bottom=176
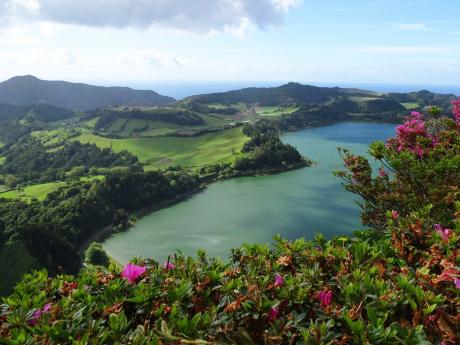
left=0, top=104, right=459, bottom=344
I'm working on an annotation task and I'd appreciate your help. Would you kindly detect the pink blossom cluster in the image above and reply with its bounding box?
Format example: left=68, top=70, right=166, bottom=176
left=389, top=112, right=433, bottom=157
left=452, top=97, right=460, bottom=122
left=317, top=290, right=333, bottom=307
left=434, top=224, right=452, bottom=242
left=30, top=303, right=52, bottom=326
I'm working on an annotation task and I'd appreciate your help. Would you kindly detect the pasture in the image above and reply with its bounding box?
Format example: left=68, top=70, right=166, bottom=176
left=74, top=127, right=248, bottom=169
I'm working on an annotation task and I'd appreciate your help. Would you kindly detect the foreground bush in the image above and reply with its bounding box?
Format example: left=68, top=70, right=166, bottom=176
left=1, top=103, right=459, bottom=344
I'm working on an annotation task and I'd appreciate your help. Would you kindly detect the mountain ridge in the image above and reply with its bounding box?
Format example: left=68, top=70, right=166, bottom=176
left=0, top=75, right=176, bottom=111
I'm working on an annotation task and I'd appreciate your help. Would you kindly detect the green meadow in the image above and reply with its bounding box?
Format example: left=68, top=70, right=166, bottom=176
left=74, top=127, right=248, bottom=169
left=0, top=176, right=104, bottom=202
left=208, top=103, right=247, bottom=111
left=92, top=113, right=230, bottom=137
left=256, top=106, right=299, bottom=117
left=401, top=102, right=420, bottom=109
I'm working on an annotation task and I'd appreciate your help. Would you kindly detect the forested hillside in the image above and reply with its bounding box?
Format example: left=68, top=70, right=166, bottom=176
left=0, top=75, right=175, bottom=111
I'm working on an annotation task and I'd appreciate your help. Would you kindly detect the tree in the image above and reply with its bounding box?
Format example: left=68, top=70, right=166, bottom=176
left=84, top=242, right=110, bottom=267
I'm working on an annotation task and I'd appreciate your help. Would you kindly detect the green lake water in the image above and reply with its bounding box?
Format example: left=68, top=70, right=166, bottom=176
left=102, top=122, right=395, bottom=263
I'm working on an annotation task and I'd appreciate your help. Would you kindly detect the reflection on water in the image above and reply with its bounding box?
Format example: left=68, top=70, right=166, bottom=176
left=102, top=122, right=395, bottom=263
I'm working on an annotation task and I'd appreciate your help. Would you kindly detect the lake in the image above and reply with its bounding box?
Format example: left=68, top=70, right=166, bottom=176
left=102, top=122, right=395, bottom=263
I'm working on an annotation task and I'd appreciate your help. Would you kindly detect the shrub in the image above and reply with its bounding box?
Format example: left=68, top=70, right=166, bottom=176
left=84, top=242, right=110, bottom=267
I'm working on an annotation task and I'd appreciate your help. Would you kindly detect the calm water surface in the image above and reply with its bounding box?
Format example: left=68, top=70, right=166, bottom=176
left=102, top=122, right=395, bottom=262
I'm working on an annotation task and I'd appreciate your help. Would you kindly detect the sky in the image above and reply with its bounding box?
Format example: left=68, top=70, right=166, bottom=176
left=0, top=0, right=459, bottom=91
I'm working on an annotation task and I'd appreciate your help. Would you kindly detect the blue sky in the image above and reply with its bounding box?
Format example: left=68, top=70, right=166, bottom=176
left=0, top=0, right=459, bottom=89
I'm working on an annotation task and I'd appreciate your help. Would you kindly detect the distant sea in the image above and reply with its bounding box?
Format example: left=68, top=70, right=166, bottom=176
left=124, top=81, right=460, bottom=100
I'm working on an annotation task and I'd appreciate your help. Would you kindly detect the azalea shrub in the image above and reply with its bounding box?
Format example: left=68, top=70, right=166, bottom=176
left=1, top=103, right=459, bottom=344
left=335, top=102, right=460, bottom=230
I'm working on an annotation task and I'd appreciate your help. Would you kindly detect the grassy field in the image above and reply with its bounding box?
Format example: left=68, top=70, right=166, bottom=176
left=74, top=127, right=248, bottom=169
left=0, top=181, right=67, bottom=201
left=0, top=240, right=40, bottom=296
left=100, top=114, right=230, bottom=138
left=83, top=117, right=99, bottom=128
left=32, top=129, right=75, bottom=147
left=0, top=176, right=105, bottom=202
left=208, top=103, right=247, bottom=111
left=401, top=102, right=420, bottom=109
left=256, top=106, right=299, bottom=117
left=348, top=96, right=381, bottom=103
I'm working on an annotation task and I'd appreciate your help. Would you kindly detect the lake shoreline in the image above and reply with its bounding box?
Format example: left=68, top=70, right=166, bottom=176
left=78, top=160, right=309, bottom=259
left=100, top=122, right=396, bottom=263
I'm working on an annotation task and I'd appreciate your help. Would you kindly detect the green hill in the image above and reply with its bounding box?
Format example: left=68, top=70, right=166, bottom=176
left=0, top=75, right=175, bottom=111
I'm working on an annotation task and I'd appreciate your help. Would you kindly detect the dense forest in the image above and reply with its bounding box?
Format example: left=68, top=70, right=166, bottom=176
left=0, top=169, right=200, bottom=274
left=0, top=138, right=141, bottom=185
left=234, top=120, right=305, bottom=171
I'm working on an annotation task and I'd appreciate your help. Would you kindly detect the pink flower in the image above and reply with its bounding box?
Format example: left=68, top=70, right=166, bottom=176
left=390, top=112, right=433, bottom=157
left=121, top=263, right=146, bottom=283
left=432, top=268, right=459, bottom=286
left=454, top=278, right=460, bottom=289
left=29, top=303, right=52, bottom=326
left=163, top=261, right=175, bottom=270
left=391, top=210, right=399, bottom=220
left=434, top=224, right=452, bottom=242
left=317, top=290, right=333, bottom=307
left=452, top=97, right=460, bottom=122
left=274, top=273, right=284, bottom=288
left=267, top=307, right=279, bottom=322
left=42, top=303, right=52, bottom=313
left=378, top=167, right=387, bottom=177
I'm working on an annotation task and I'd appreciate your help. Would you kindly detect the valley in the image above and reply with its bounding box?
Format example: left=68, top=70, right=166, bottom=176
left=0, top=76, right=457, bottom=296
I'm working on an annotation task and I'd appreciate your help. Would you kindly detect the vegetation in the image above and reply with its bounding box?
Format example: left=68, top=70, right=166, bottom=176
left=75, top=127, right=248, bottom=170
left=0, top=137, right=141, bottom=184
left=84, top=242, right=110, bottom=267
left=2, top=103, right=459, bottom=343
left=186, top=82, right=456, bottom=130
left=0, top=176, right=104, bottom=202
left=0, top=240, right=40, bottom=296
left=0, top=75, right=174, bottom=111
left=233, top=120, right=306, bottom=172
left=0, top=169, right=201, bottom=281
left=83, top=108, right=206, bottom=131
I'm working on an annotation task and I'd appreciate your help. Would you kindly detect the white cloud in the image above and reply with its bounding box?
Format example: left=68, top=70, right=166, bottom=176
left=0, top=0, right=302, bottom=34
left=394, top=23, right=429, bottom=31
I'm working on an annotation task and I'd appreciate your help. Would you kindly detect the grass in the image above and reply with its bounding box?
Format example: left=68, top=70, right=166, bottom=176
left=0, top=182, right=67, bottom=201
left=0, top=176, right=105, bottom=202
left=83, top=117, right=99, bottom=128
left=256, top=106, right=299, bottom=117
left=0, top=240, right=40, bottom=296
left=401, top=102, right=420, bottom=110
left=74, top=127, right=248, bottom=169
left=32, top=129, right=74, bottom=147
left=100, top=114, right=230, bottom=138
left=348, top=96, right=381, bottom=103
left=208, top=103, right=247, bottom=111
